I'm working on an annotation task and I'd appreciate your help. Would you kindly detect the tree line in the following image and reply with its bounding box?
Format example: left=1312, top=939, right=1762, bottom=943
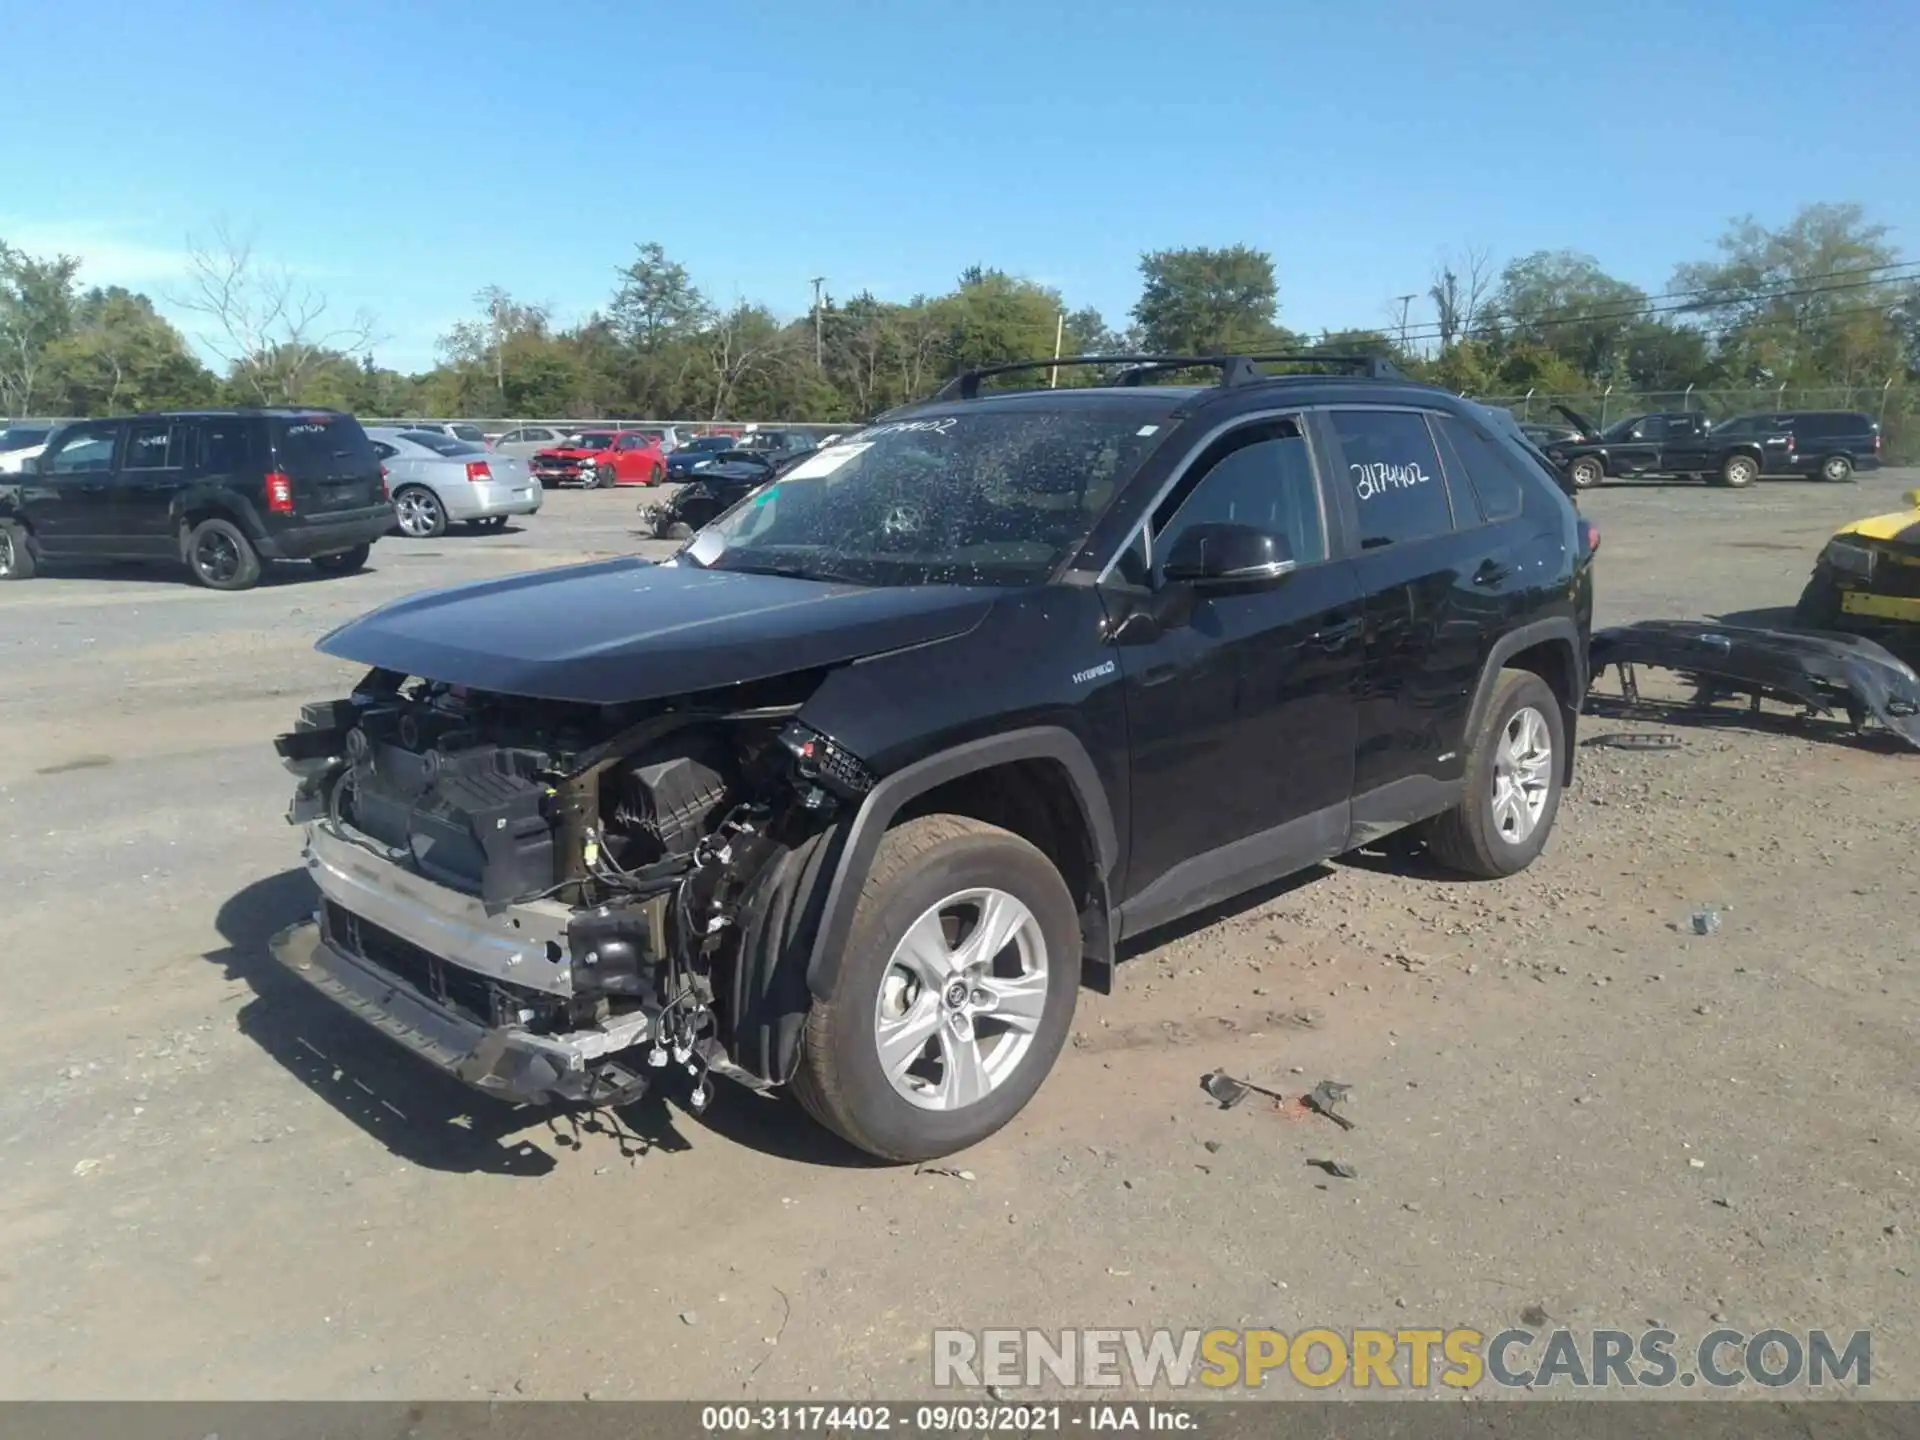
left=3, top=203, right=1914, bottom=430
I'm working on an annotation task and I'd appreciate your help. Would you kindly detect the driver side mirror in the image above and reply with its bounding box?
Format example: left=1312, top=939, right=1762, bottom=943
left=1160, top=523, right=1295, bottom=588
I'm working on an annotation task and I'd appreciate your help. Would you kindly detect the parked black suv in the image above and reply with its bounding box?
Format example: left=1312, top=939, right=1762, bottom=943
left=0, top=408, right=394, bottom=590
left=1544, top=405, right=1882, bottom=489
left=269, top=354, right=1596, bottom=1161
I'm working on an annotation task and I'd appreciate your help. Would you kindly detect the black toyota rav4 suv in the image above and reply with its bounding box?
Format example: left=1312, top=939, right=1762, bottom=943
left=270, top=355, right=1596, bottom=1161
left=0, top=407, right=393, bottom=589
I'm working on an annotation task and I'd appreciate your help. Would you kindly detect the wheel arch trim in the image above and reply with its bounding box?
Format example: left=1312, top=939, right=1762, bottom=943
left=802, top=726, right=1119, bottom=1001
left=1463, top=618, right=1587, bottom=785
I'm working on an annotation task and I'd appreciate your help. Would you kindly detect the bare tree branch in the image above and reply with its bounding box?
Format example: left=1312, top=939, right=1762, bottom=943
left=172, top=220, right=380, bottom=403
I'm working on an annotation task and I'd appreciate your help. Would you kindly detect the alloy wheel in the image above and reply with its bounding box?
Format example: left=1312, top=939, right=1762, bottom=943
left=194, top=529, right=242, bottom=585
left=395, top=490, right=441, bottom=537
left=0, top=529, right=14, bottom=577
left=872, top=888, right=1050, bottom=1112
left=1490, top=705, right=1553, bottom=845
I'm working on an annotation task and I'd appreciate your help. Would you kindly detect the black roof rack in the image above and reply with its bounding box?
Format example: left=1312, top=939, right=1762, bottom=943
left=931, top=351, right=1405, bottom=401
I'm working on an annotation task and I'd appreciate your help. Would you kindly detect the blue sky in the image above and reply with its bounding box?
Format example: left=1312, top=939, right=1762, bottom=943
left=4, top=0, right=1915, bottom=372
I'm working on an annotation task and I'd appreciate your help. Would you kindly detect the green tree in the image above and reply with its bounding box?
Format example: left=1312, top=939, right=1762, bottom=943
left=1671, top=203, right=1905, bottom=385
left=1491, top=250, right=1646, bottom=380
left=610, top=242, right=709, bottom=353
left=0, top=241, right=80, bottom=415
left=44, top=287, right=215, bottom=413
left=1131, top=245, right=1279, bottom=354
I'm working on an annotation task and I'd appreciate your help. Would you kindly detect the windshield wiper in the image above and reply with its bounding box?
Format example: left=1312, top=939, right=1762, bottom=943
left=718, top=558, right=870, bottom=586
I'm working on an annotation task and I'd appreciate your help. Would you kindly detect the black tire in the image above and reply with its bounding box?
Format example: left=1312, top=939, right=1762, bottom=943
left=1819, top=455, right=1854, bottom=483
left=0, top=520, right=35, bottom=580
left=665, top=521, right=695, bottom=541
left=1423, top=668, right=1566, bottom=880
left=1794, top=569, right=1843, bottom=629
left=392, top=485, right=446, bottom=538
left=1720, top=453, right=1758, bottom=488
left=1567, top=456, right=1605, bottom=490
left=184, top=516, right=262, bottom=591
left=311, top=543, right=370, bottom=575
left=594, top=463, right=617, bottom=490
left=466, top=516, right=508, bottom=532
left=790, top=815, right=1081, bottom=1163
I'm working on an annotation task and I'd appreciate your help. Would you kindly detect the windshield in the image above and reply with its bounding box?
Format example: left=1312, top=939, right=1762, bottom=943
left=572, top=432, right=616, bottom=449
left=0, top=426, right=52, bottom=452
left=690, top=408, right=1167, bottom=588
left=1598, top=415, right=1649, bottom=441
left=688, top=435, right=736, bottom=451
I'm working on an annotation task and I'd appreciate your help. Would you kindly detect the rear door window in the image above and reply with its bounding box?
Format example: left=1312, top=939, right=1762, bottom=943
left=272, top=415, right=380, bottom=479
left=451, top=424, right=487, bottom=442
left=1328, top=409, right=1455, bottom=548
left=1431, top=415, right=1528, bottom=523
left=125, top=421, right=186, bottom=470
left=195, top=420, right=255, bottom=474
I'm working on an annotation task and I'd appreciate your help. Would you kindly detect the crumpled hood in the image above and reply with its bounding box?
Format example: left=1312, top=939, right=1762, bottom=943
left=315, top=556, right=997, bottom=705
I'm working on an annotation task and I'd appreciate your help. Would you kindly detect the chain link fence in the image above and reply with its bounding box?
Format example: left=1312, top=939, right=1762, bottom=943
left=1475, top=383, right=1917, bottom=462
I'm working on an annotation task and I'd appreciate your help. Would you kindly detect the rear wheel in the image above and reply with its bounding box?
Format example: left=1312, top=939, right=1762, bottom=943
left=0, top=521, right=36, bottom=580
left=1819, top=455, right=1854, bottom=483
left=791, top=815, right=1081, bottom=1162
left=1567, top=456, right=1605, bottom=490
left=311, top=543, right=370, bottom=575
left=1719, top=453, right=1758, bottom=488
left=1424, top=669, right=1565, bottom=879
left=185, top=517, right=262, bottom=591
left=393, top=486, right=446, bottom=538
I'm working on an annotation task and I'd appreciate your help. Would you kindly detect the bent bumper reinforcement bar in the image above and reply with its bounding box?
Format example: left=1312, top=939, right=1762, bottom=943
left=270, top=920, right=651, bottom=1104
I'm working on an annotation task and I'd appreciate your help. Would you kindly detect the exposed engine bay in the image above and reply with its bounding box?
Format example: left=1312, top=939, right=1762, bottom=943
left=273, top=665, right=874, bottom=1112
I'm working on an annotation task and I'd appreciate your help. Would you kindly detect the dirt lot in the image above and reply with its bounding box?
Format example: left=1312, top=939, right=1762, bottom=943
left=1, top=469, right=1915, bottom=1402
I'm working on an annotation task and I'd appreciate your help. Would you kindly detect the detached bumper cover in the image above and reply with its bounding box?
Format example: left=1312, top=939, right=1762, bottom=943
left=270, top=919, right=649, bottom=1104
left=1589, top=620, right=1920, bottom=751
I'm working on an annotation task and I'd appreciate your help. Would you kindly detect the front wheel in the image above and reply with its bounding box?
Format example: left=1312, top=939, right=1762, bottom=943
left=1720, top=454, right=1758, bottom=488
left=594, top=463, right=617, bottom=489
left=1794, top=569, right=1843, bottom=629
left=311, top=543, right=370, bottom=575
left=0, top=520, right=36, bottom=580
left=1423, top=669, right=1565, bottom=879
left=791, top=815, right=1081, bottom=1162
left=1568, top=457, right=1605, bottom=490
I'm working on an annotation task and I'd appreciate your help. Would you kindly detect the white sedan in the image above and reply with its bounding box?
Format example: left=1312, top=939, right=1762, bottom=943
left=366, top=427, right=542, bottom=539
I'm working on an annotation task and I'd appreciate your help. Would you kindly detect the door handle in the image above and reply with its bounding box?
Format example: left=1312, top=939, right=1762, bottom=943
left=1473, top=561, right=1509, bottom=587
left=1310, top=617, right=1361, bottom=650
left=1140, top=662, right=1178, bottom=687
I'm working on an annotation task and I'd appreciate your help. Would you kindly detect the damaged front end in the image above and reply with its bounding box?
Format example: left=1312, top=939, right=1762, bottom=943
left=1587, top=620, right=1920, bottom=751
left=270, top=666, right=872, bottom=1113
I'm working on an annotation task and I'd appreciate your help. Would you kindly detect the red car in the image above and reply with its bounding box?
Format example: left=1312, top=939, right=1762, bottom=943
left=531, top=430, right=667, bottom=489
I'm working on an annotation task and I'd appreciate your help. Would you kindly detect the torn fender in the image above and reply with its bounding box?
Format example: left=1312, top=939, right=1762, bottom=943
left=1588, top=620, right=1920, bottom=752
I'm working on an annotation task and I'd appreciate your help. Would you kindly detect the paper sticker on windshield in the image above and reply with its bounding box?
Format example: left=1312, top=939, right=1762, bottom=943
left=781, top=442, right=872, bottom=480
left=1136, top=424, right=1159, bottom=436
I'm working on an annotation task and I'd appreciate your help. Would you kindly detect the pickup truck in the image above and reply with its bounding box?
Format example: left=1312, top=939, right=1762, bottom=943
left=1542, top=405, right=1820, bottom=491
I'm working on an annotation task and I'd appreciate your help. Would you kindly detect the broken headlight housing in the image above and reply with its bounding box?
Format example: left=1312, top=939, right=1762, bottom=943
left=1823, top=536, right=1876, bottom=579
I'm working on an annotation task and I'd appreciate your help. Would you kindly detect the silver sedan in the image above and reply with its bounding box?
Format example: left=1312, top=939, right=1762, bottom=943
left=367, top=428, right=542, bottom=538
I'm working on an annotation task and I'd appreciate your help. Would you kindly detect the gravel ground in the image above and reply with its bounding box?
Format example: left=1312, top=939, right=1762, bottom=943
left=0, top=468, right=1915, bottom=1403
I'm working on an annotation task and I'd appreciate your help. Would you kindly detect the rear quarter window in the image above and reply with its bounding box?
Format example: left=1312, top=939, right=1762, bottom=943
left=273, top=416, right=380, bottom=479
left=1431, top=415, right=1528, bottom=523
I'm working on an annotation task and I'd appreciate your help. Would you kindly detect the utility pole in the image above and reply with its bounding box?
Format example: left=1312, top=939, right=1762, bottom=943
left=491, top=294, right=504, bottom=396
left=1049, top=311, right=1065, bottom=388
left=809, top=276, right=827, bottom=369
left=1394, top=294, right=1416, bottom=353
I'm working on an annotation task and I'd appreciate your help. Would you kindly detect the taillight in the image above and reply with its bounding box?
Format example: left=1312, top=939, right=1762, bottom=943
left=1581, top=519, right=1601, bottom=555
left=465, top=461, right=491, bottom=483
left=265, top=470, right=295, bottom=513
left=1874, top=432, right=1882, bottom=453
